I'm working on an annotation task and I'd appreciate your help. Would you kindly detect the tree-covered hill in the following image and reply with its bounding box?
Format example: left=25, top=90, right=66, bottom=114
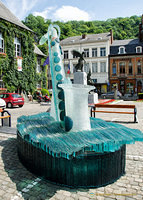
left=22, top=14, right=141, bottom=54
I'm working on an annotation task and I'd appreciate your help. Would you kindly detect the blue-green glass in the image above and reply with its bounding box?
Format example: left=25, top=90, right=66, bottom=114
left=17, top=113, right=143, bottom=159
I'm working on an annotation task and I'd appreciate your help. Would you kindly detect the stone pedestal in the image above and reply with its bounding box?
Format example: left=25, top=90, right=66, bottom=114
left=88, top=93, right=98, bottom=104
left=74, top=71, right=87, bottom=85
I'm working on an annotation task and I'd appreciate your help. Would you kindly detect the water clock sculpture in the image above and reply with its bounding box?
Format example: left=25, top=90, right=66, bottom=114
left=17, top=24, right=143, bottom=188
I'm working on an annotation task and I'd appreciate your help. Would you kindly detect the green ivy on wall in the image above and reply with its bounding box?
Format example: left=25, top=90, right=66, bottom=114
left=0, top=19, right=47, bottom=94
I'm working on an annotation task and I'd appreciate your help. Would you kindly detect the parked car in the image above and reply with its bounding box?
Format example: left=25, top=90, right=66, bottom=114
left=0, top=98, right=6, bottom=109
left=0, top=93, right=24, bottom=108
left=101, top=91, right=122, bottom=99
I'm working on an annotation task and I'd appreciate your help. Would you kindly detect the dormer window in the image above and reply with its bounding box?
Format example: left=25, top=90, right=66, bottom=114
left=136, top=46, right=142, bottom=53
left=0, top=32, right=4, bottom=53
left=119, top=46, right=126, bottom=54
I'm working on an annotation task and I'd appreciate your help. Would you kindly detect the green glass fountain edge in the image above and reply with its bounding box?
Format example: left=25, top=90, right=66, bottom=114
left=17, top=112, right=143, bottom=159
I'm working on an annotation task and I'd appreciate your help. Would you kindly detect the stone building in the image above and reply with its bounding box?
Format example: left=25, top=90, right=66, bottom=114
left=60, top=31, right=113, bottom=93
left=0, top=1, right=46, bottom=93
left=109, top=15, right=143, bottom=95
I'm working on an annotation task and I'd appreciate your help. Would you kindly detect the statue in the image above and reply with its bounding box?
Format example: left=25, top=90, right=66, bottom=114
left=87, top=69, right=94, bottom=85
left=72, top=50, right=85, bottom=72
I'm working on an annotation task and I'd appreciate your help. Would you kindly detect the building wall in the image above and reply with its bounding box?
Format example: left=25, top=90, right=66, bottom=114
left=109, top=55, right=143, bottom=94
left=61, top=39, right=111, bottom=93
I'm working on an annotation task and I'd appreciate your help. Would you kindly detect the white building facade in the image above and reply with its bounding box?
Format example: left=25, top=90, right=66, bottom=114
left=60, top=32, right=113, bottom=93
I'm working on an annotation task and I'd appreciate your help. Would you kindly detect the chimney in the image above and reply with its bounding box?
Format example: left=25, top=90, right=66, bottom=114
left=139, top=14, right=143, bottom=42
left=82, top=34, right=86, bottom=39
left=110, top=29, right=113, bottom=44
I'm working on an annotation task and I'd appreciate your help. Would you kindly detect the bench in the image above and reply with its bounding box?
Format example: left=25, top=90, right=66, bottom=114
left=0, top=108, right=11, bottom=127
left=90, top=104, right=137, bottom=123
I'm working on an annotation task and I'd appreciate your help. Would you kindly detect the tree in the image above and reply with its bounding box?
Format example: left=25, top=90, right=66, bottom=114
left=23, top=14, right=142, bottom=54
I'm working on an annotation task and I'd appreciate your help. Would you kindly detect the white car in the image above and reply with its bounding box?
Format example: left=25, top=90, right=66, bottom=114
left=0, top=98, right=6, bottom=109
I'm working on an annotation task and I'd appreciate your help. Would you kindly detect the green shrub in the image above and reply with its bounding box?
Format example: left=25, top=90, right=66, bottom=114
left=6, top=85, right=16, bottom=93
left=41, top=88, right=50, bottom=96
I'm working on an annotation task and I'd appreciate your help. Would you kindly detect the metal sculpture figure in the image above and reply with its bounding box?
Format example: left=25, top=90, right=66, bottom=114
left=72, top=50, right=85, bottom=72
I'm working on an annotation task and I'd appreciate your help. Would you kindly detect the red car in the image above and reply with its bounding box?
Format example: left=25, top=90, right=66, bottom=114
left=0, top=93, right=24, bottom=108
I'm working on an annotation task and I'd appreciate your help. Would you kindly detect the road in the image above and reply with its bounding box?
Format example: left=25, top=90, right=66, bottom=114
left=6, top=101, right=50, bottom=128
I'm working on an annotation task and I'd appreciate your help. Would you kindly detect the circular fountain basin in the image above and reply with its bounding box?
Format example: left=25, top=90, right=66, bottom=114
left=17, top=132, right=126, bottom=188
left=17, top=112, right=143, bottom=188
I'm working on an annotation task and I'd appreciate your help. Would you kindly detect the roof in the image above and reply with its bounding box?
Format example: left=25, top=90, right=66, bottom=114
left=110, top=39, right=143, bottom=55
left=0, top=1, right=32, bottom=32
left=34, top=44, right=46, bottom=57
left=60, top=32, right=111, bottom=45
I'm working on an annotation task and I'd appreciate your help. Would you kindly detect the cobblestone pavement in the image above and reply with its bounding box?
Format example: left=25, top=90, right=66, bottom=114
left=0, top=101, right=143, bottom=200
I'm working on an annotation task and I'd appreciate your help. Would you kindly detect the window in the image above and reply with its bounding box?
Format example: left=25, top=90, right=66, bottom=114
left=137, top=61, right=141, bottom=74
left=92, top=63, right=98, bottom=73
left=0, top=32, right=4, bottom=53
left=119, top=62, right=125, bottom=74
left=126, top=83, right=133, bottom=94
left=37, top=58, right=41, bottom=73
left=112, top=62, right=116, bottom=75
left=37, top=82, right=41, bottom=88
left=72, top=50, right=78, bottom=58
left=0, top=81, right=5, bottom=89
left=128, top=62, right=133, bottom=75
left=73, top=64, right=77, bottom=73
left=14, top=37, right=21, bottom=57
left=12, top=94, right=22, bottom=98
left=84, top=49, right=89, bottom=57
left=92, top=48, right=97, bottom=57
left=100, top=62, right=106, bottom=72
left=136, top=46, right=142, bottom=53
left=64, top=64, right=68, bottom=73
left=84, top=63, right=89, bottom=73
left=64, top=51, right=68, bottom=59
left=119, top=46, right=126, bottom=54
left=100, top=48, right=106, bottom=57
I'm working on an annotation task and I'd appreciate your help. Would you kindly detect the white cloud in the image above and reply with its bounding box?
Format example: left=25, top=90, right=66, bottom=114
left=33, top=7, right=56, bottom=19
left=33, top=5, right=91, bottom=22
left=3, top=0, right=38, bottom=19
left=3, top=0, right=91, bottom=22
left=54, top=6, right=91, bottom=22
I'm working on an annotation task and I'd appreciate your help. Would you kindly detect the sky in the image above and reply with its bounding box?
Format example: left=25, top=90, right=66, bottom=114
left=1, top=0, right=143, bottom=22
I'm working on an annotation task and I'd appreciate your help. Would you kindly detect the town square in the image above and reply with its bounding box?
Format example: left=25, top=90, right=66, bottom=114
left=0, top=0, right=143, bottom=199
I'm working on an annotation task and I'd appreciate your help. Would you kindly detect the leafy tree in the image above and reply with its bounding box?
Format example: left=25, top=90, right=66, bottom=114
left=22, top=14, right=142, bottom=55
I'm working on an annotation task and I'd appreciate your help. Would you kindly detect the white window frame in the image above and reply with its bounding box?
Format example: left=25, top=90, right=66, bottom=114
left=37, top=58, right=41, bottom=73
left=92, top=63, right=98, bottom=73
left=118, top=46, right=126, bottom=54
left=92, top=48, right=97, bottom=57
left=136, top=46, right=142, bottom=53
left=0, top=32, right=4, bottom=53
left=100, top=47, right=106, bottom=57
left=14, top=37, right=21, bottom=57
left=84, top=63, right=89, bottom=73
left=100, top=62, right=106, bottom=72
left=84, top=49, right=89, bottom=57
